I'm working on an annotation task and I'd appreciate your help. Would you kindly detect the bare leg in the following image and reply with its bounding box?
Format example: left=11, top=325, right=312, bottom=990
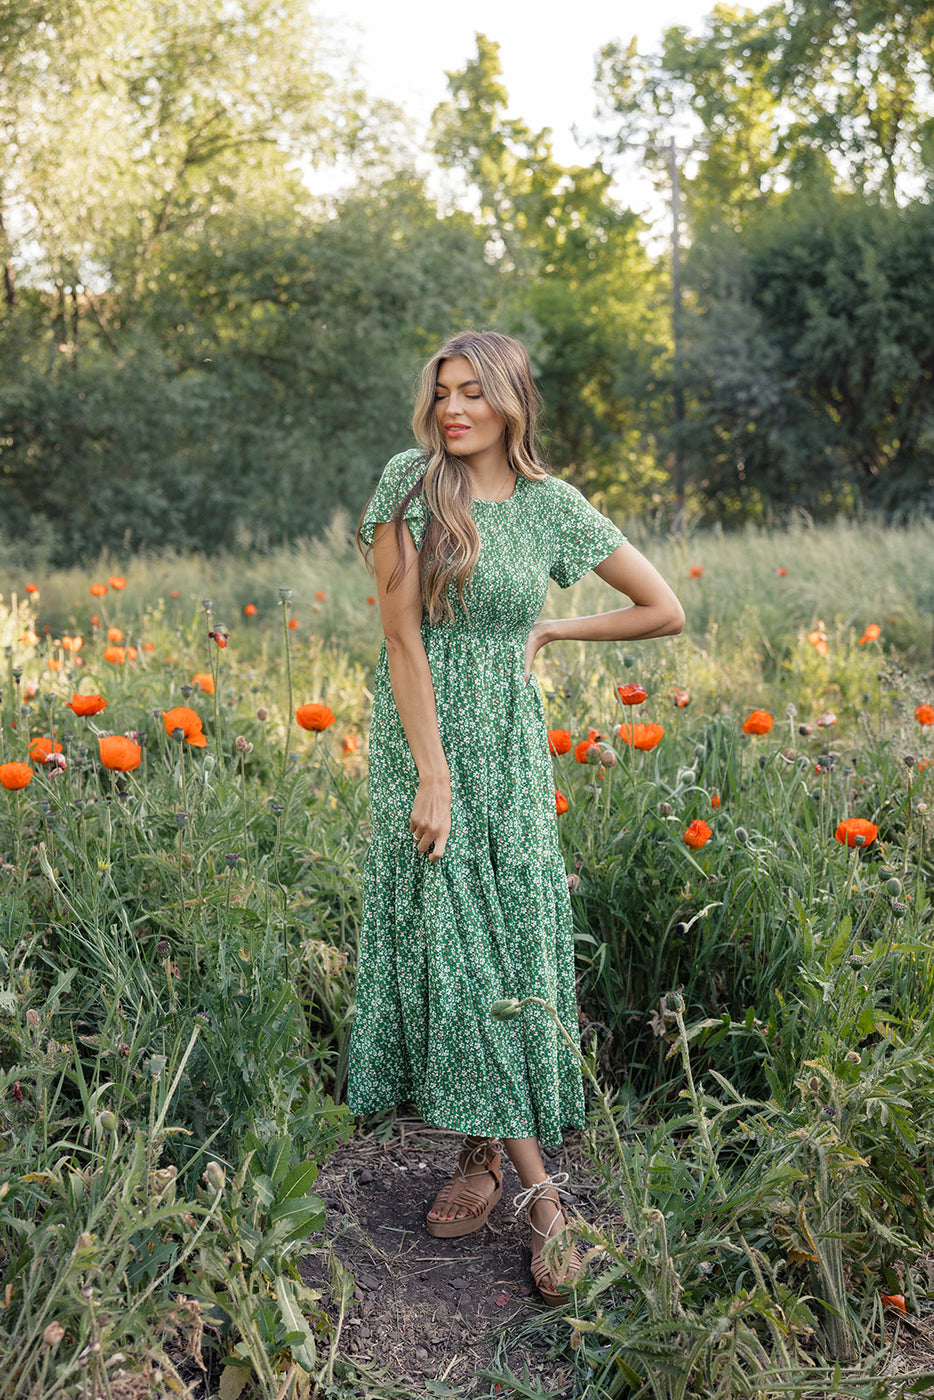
left=502, top=1136, right=565, bottom=1242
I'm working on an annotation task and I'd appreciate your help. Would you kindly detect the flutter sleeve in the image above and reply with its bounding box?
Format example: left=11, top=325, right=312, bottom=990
left=358, top=448, right=429, bottom=549
left=548, top=478, right=627, bottom=588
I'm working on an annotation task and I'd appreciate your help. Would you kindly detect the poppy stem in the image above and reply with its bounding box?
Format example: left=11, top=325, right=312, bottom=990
left=280, top=596, right=295, bottom=781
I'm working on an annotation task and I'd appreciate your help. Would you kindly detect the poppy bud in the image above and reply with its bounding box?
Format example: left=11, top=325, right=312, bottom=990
left=735, top=827, right=748, bottom=844
left=659, top=802, right=673, bottom=817
left=667, top=991, right=684, bottom=1012
left=26, top=1008, right=40, bottom=1027
left=202, top=1161, right=226, bottom=1193
left=845, top=1050, right=861, bottom=1064
left=808, top=1076, right=820, bottom=1092
left=256, top=707, right=269, bottom=721
left=585, top=744, right=601, bottom=765
left=566, top=873, right=580, bottom=892
left=885, top=877, right=902, bottom=896
left=491, top=998, right=523, bottom=1020
left=43, top=1322, right=65, bottom=1349
left=97, top=1110, right=118, bottom=1133
left=599, top=748, right=617, bottom=767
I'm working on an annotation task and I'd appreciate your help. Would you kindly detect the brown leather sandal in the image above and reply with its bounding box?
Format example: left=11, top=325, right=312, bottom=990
left=513, top=1173, right=585, bottom=1306
left=426, top=1136, right=503, bottom=1238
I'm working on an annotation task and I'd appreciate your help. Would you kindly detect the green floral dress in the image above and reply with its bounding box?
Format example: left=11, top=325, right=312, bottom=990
left=348, top=449, right=626, bottom=1146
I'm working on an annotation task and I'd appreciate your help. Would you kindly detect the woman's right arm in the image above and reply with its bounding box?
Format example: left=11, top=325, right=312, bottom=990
left=372, top=521, right=451, bottom=862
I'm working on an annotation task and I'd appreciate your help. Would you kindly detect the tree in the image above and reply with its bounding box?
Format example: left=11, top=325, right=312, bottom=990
left=596, top=0, right=934, bottom=225
left=679, top=192, right=934, bottom=520
left=432, top=36, right=669, bottom=509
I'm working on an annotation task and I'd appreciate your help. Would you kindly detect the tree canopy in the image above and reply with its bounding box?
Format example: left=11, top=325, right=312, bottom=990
left=1, top=2, right=933, bottom=561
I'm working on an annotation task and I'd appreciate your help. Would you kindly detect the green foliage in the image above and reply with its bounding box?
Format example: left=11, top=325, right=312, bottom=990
left=680, top=191, right=934, bottom=520
left=0, top=526, right=933, bottom=1391
left=432, top=36, right=670, bottom=509
left=490, top=996, right=934, bottom=1398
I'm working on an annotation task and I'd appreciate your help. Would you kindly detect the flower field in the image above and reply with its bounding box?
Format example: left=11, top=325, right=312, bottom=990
left=2, top=516, right=934, bottom=1399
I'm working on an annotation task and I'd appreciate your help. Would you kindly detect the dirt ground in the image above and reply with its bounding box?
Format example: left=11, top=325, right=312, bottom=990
left=298, top=1118, right=602, bottom=1395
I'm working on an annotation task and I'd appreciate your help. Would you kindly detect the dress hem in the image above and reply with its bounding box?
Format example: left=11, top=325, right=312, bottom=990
left=347, top=1093, right=585, bottom=1149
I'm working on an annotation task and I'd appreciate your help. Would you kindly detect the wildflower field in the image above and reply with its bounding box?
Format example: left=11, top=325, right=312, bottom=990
left=2, top=516, right=934, bottom=1400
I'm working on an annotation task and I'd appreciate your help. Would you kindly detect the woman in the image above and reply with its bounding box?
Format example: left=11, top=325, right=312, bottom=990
left=351, top=330, right=684, bottom=1303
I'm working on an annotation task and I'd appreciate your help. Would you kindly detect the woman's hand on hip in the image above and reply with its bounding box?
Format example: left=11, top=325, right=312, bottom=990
left=410, top=776, right=452, bottom=862
left=524, top=621, right=552, bottom=683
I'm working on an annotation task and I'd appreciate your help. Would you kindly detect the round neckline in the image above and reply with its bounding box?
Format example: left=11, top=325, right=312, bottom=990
left=470, top=473, right=523, bottom=506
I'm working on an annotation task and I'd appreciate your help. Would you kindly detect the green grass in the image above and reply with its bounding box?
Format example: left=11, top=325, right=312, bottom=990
left=1, top=516, right=933, bottom=1397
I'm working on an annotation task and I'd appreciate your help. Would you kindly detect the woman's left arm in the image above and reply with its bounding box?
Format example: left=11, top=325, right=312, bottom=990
left=524, top=542, right=685, bottom=681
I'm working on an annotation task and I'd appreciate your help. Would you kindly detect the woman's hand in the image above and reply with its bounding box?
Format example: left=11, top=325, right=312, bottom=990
left=524, top=620, right=552, bottom=683
left=410, top=776, right=452, bottom=862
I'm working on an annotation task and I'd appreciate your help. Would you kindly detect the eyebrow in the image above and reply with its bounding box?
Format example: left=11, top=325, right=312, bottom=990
left=435, top=378, right=481, bottom=390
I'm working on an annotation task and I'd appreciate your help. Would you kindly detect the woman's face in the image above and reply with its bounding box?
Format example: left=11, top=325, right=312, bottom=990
left=433, top=356, right=506, bottom=461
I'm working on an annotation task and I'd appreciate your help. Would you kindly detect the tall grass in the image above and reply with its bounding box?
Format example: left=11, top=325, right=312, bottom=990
left=1, top=516, right=933, bottom=1396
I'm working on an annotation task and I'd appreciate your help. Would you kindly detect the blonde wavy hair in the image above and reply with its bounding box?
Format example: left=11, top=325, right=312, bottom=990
left=368, top=330, right=548, bottom=621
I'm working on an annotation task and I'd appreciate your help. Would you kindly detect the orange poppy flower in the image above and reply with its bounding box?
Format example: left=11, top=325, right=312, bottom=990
left=858, top=624, right=881, bottom=646
left=46, top=658, right=62, bottom=672
left=671, top=688, right=690, bottom=708
left=742, top=710, right=773, bottom=735
left=617, top=683, right=647, bottom=706
left=68, top=694, right=107, bottom=717
left=107, top=627, right=123, bottom=643
left=689, top=565, right=703, bottom=579
left=91, top=615, right=99, bottom=628
left=191, top=673, right=215, bottom=694
left=24, top=583, right=39, bottom=594
left=555, top=791, right=569, bottom=815
left=915, top=704, right=934, bottom=727
left=684, top=819, right=712, bottom=849
left=20, top=630, right=38, bottom=646
left=90, top=583, right=108, bottom=597
left=162, top=706, right=208, bottom=747
left=548, top=729, right=572, bottom=756
left=108, top=576, right=126, bottom=590
left=0, top=762, right=33, bottom=790
left=29, top=736, right=63, bottom=762
left=288, top=618, right=299, bottom=630
left=143, top=641, right=156, bottom=653
left=834, top=817, right=878, bottom=849
left=62, top=635, right=83, bottom=652
left=776, top=567, right=787, bottom=577
left=296, top=702, right=335, bottom=732
left=103, top=646, right=126, bottom=665
left=208, top=630, right=228, bottom=648
left=243, top=603, right=258, bottom=616
left=881, top=1294, right=907, bottom=1315
left=126, top=646, right=138, bottom=661
left=315, top=590, right=326, bottom=601
left=367, top=596, right=377, bottom=605
left=574, top=738, right=600, bottom=764
left=710, top=793, right=720, bottom=809
left=616, top=722, right=665, bottom=751
left=342, top=734, right=359, bottom=755
left=98, top=735, right=141, bottom=771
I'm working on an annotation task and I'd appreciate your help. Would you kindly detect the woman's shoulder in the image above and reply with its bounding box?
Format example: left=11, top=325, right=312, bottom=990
left=525, top=472, right=592, bottom=513
left=359, top=448, right=429, bottom=546
left=373, top=447, right=428, bottom=506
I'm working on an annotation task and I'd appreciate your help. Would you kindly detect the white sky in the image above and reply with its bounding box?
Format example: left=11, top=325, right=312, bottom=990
left=317, top=0, right=749, bottom=211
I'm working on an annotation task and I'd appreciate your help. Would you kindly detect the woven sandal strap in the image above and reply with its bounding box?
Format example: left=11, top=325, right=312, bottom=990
left=512, top=1172, right=570, bottom=1220
left=455, top=1138, right=503, bottom=1183
left=431, top=1179, right=496, bottom=1215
